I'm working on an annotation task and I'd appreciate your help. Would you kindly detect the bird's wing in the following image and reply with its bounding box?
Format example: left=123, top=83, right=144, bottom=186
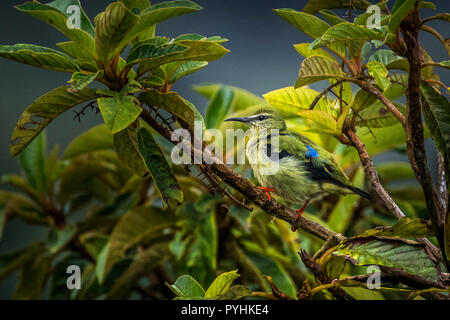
left=274, top=132, right=352, bottom=188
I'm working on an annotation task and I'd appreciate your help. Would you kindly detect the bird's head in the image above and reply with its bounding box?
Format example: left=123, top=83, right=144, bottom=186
left=224, top=109, right=286, bottom=134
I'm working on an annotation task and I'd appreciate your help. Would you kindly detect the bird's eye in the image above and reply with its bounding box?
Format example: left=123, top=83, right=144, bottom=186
left=258, top=115, right=265, bottom=121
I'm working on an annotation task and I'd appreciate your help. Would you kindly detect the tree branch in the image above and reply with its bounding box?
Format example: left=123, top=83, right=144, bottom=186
left=350, top=79, right=406, bottom=126
left=345, top=129, right=442, bottom=261
left=299, top=250, right=355, bottom=300
left=345, top=129, right=406, bottom=219
left=139, top=104, right=340, bottom=242
left=402, top=15, right=448, bottom=270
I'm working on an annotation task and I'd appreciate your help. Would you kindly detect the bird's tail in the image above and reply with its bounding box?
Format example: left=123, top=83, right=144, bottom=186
left=348, top=185, right=373, bottom=201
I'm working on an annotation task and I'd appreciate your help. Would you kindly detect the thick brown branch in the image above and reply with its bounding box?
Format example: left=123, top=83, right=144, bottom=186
left=402, top=17, right=448, bottom=270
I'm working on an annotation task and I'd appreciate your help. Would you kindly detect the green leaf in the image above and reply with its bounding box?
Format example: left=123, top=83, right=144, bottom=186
left=351, top=89, right=378, bottom=112
left=137, top=127, right=184, bottom=207
left=113, top=122, right=149, bottom=177
left=302, top=0, right=371, bottom=14
left=45, top=0, right=95, bottom=36
left=13, top=251, right=51, bottom=300
left=68, top=71, right=100, bottom=92
left=388, top=0, right=419, bottom=33
left=79, top=233, right=109, bottom=261
left=298, top=110, right=337, bottom=134
left=15, top=2, right=95, bottom=57
left=217, top=285, right=253, bottom=300
left=97, top=94, right=142, bottom=134
left=194, top=83, right=263, bottom=111
left=128, top=40, right=188, bottom=66
left=356, top=217, right=434, bottom=238
left=94, top=2, right=139, bottom=63
left=0, top=243, right=45, bottom=284
left=56, top=41, right=94, bottom=61
left=130, top=40, right=229, bottom=75
left=319, top=10, right=347, bottom=26
left=139, top=90, right=204, bottom=133
left=205, top=85, right=234, bottom=129
left=18, top=131, right=46, bottom=191
left=204, top=270, right=240, bottom=299
left=173, top=33, right=228, bottom=43
left=63, top=124, right=113, bottom=159
left=118, top=0, right=203, bottom=53
left=167, top=275, right=205, bottom=298
left=311, top=22, right=386, bottom=51
left=273, top=9, right=345, bottom=57
left=247, top=252, right=297, bottom=299
left=57, top=158, right=114, bottom=205
left=367, top=61, right=391, bottom=91
left=420, top=81, right=450, bottom=185
left=293, top=43, right=336, bottom=60
left=328, top=196, right=360, bottom=234
left=333, top=237, right=440, bottom=283
left=47, top=225, right=77, bottom=254
left=106, top=243, right=169, bottom=299
left=10, top=86, right=98, bottom=156
left=420, top=1, right=437, bottom=10
left=119, top=0, right=151, bottom=11
left=376, top=161, right=415, bottom=183
left=172, top=196, right=218, bottom=287
left=295, top=56, right=347, bottom=88
left=369, top=49, right=409, bottom=71
left=369, top=49, right=402, bottom=66
left=167, top=61, right=208, bottom=84
left=263, top=86, right=332, bottom=115
left=356, top=102, right=404, bottom=128
left=0, top=44, right=80, bottom=73
left=102, top=206, right=174, bottom=280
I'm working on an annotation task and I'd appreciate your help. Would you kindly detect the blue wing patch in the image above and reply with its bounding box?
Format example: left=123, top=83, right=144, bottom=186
left=305, top=146, right=319, bottom=158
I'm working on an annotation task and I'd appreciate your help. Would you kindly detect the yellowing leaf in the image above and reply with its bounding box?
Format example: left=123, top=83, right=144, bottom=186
left=204, top=270, right=240, bottom=299
left=367, top=61, right=390, bottom=91
left=295, top=55, right=347, bottom=88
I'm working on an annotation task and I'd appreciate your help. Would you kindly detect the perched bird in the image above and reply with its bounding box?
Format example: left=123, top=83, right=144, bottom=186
left=225, top=109, right=373, bottom=231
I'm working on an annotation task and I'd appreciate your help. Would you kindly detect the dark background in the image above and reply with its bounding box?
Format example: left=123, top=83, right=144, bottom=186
left=0, top=0, right=448, bottom=298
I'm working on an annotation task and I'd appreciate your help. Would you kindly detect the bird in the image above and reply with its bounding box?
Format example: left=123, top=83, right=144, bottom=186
left=225, top=108, right=373, bottom=231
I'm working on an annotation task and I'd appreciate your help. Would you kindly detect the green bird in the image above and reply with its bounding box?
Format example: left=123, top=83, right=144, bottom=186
left=225, top=109, right=372, bottom=230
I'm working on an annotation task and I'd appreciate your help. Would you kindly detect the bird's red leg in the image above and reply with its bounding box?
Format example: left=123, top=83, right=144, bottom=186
left=291, top=200, right=310, bottom=232
left=257, top=187, right=276, bottom=201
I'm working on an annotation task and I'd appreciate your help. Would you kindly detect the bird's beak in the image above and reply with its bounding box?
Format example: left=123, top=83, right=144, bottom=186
left=224, top=116, right=250, bottom=123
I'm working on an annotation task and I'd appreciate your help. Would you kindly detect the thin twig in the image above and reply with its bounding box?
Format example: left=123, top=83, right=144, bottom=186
left=72, top=101, right=99, bottom=122
left=309, top=80, right=347, bottom=110
left=201, top=166, right=253, bottom=211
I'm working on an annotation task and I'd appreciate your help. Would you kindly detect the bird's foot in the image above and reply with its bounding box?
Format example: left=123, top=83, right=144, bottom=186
left=291, top=200, right=310, bottom=232
left=258, top=187, right=276, bottom=201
